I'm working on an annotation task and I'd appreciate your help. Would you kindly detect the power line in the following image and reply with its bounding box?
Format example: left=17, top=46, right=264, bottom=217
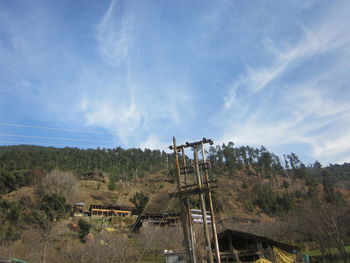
left=0, top=139, right=174, bottom=153
left=0, top=122, right=198, bottom=142
left=0, top=140, right=112, bottom=148
left=128, top=170, right=171, bottom=235
left=0, top=133, right=115, bottom=143
left=0, top=122, right=172, bottom=140
left=137, top=185, right=180, bottom=263
left=0, top=122, right=116, bottom=135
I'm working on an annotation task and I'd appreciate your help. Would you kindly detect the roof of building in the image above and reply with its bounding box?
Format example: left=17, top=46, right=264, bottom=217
left=218, top=229, right=300, bottom=254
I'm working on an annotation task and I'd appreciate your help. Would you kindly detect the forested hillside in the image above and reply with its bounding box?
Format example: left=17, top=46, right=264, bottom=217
left=0, top=143, right=349, bottom=195
left=0, top=143, right=349, bottom=262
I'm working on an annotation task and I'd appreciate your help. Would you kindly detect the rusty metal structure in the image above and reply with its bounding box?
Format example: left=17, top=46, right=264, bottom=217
left=170, top=137, right=221, bottom=263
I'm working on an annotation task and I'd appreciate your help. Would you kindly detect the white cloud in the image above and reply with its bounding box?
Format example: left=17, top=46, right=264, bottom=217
left=77, top=94, right=142, bottom=143
left=312, top=131, right=350, bottom=160
left=96, top=0, right=134, bottom=65
left=219, top=1, right=350, bottom=164
left=139, top=135, right=170, bottom=151
left=222, top=1, right=350, bottom=100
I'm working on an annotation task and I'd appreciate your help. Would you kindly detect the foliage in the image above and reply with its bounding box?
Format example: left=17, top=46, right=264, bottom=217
left=1, top=143, right=350, bottom=197
left=0, top=198, right=22, bottom=242
left=108, top=173, right=117, bottom=191
left=322, top=171, right=345, bottom=205
left=253, top=186, right=295, bottom=215
left=282, top=180, right=290, bottom=190
left=0, top=145, right=169, bottom=180
left=242, top=181, right=248, bottom=189
left=244, top=200, right=254, bottom=212
left=210, top=190, right=224, bottom=212
left=39, top=194, right=71, bottom=223
left=130, top=191, right=149, bottom=215
left=78, top=219, right=91, bottom=241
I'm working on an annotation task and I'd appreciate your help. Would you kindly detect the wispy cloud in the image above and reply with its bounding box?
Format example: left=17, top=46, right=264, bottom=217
left=218, top=0, right=350, bottom=164
left=96, top=0, right=134, bottom=66
left=1, top=0, right=349, bottom=164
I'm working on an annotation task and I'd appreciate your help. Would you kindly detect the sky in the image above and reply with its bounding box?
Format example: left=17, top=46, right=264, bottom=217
left=0, top=0, right=350, bottom=165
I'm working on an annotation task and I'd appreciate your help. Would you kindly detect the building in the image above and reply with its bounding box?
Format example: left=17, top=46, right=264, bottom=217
left=191, top=209, right=211, bottom=224
left=73, top=202, right=87, bottom=217
left=217, top=229, right=300, bottom=262
left=139, top=213, right=181, bottom=227
left=164, top=251, right=188, bottom=263
left=89, top=204, right=131, bottom=217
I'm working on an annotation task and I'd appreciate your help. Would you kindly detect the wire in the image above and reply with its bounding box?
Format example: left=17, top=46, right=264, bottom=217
left=0, top=121, right=199, bottom=142
left=0, top=140, right=112, bottom=148
left=137, top=185, right=180, bottom=263
left=0, top=133, right=115, bottom=143
left=127, top=171, right=171, bottom=235
left=0, top=122, right=116, bottom=135
left=0, top=122, right=172, bottom=140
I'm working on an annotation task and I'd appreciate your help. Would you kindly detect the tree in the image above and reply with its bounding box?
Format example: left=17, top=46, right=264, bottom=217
left=36, top=170, right=78, bottom=203
left=108, top=173, right=117, bottom=191
left=137, top=226, right=184, bottom=263
left=130, top=191, right=149, bottom=216
left=0, top=198, right=21, bottom=243
left=33, top=193, right=71, bottom=263
left=78, top=219, right=91, bottom=242
left=282, top=180, right=290, bottom=191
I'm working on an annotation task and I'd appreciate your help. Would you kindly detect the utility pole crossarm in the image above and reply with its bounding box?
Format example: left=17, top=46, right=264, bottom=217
left=171, top=136, right=220, bottom=263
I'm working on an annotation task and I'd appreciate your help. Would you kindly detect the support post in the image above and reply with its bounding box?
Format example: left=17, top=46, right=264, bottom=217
left=173, top=137, right=192, bottom=262
left=201, top=142, right=221, bottom=263
left=181, top=147, right=197, bottom=263
left=193, top=146, right=214, bottom=263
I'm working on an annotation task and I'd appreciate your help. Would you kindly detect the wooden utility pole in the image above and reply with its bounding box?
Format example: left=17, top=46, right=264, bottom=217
left=172, top=137, right=192, bottom=262
left=201, top=142, right=221, bottom=263
left=170, top=137, right=221, bottom=263
left=194, top=145, right=214, bottom=263
left=181, top=147, right=197, bottom=263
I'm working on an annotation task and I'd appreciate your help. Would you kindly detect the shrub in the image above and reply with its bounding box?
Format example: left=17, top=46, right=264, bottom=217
left=254, top=186, right=294, bottom=216
left=78, top=219, right=92, bottom=241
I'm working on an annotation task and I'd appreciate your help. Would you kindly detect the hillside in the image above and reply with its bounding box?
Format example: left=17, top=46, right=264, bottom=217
left=1, top=144, right=350, bottom=216
left=0, top=144, right=350, bottom=262
left=1, top=144, right=349, bottom=219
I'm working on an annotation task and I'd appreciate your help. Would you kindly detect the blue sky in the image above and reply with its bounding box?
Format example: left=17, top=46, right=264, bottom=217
left=0, top=0, right=350, bottom=165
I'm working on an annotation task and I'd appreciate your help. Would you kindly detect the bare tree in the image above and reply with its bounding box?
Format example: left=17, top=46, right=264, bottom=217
left=36, top=170, right=79, bottom=203
left=294, top=199, right=348, bottom=263
left=137, top=225, right=184, bottom=262
left=45, top=231, right=136, bottom=263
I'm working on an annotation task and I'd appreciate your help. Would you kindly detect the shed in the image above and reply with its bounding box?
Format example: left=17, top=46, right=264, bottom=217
left=217, top=229, right=300, bottom=262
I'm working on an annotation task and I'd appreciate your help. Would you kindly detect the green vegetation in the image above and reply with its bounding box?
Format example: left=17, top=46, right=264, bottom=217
left=0, top=145, right=170, bottom=186
left=253, top=186, right=295, bottom=215
left=0, top=198, right=22, bottom=242
left=130, top=191, right=149, bottom=215
left=308, top=246, right=350, bottom=257
left=78, top=219, right=92, bottom=241
left=39, top=194, right=71, bottom=222
left=0, top=143, right=349, bottom=262
left=0, top=143, right=349, bottom=196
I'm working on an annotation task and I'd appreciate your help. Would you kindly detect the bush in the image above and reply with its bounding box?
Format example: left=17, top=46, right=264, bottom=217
left=254, top=187, right=294, bottom=216
left=245, top=200, right=254, bottom=212
left=78, top=219, right=92, bottom=241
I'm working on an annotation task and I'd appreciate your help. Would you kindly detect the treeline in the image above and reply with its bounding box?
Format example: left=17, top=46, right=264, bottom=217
left=0, top=145, right=168, bottom=173
left=208, top=142, right=306, bottom=178
left=0, top=145, right=169, bottom=184
left=0, top=143, right=349, bottom=195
